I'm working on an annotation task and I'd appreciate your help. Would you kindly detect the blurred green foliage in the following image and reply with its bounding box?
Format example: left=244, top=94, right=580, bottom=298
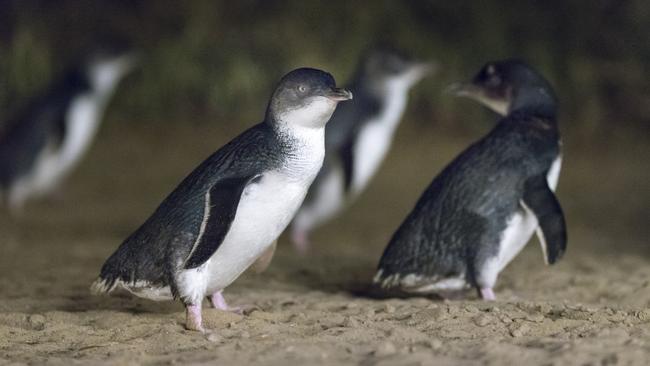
left=0, top=0, right=648, bottom=139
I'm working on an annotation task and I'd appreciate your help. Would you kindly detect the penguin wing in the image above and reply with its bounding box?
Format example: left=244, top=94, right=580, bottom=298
left=521, top=173, right=567, bottom=265
left=182, top=174, right=260, bottom=269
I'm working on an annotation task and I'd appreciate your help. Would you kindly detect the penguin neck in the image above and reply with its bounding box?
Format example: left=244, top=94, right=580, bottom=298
left=509, top=88, right=557, bottom=120
left=507, top=105, right=559, bottom=133
left=363, top=77, right=411, bottom=131
left=268, top=116, right=326, bottom=148
left=266, top=97, right=336, bottom=144
left=268, top=119, right=326, bottom=173
left=86, top=62, right=128, bottom=106
left=88, top=76, right=121, bottom=107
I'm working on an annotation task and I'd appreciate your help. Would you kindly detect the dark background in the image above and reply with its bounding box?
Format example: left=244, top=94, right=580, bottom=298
left=1, top=0, right=648, bottom=136
left=1, top=3, right=650, bottom=363
left=0, top=0, right=648, bottom=247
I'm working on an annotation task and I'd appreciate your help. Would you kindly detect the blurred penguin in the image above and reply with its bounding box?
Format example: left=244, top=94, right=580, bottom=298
left=291, top=47, right=434, bottom=253
left=0, top=44, right=136, bottom=214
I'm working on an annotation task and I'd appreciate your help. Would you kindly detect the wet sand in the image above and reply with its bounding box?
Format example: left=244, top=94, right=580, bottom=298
left=1, top=121, right=649, bottom=365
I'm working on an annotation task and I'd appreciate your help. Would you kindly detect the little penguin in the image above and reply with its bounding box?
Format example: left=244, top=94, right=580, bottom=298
left=91, top=68, right=352, bottom=332
left=291, top=47, right=433, bottom=252
left=374, top=59, right=567, bottom=300
left=0, top=45, right=136, bottom=214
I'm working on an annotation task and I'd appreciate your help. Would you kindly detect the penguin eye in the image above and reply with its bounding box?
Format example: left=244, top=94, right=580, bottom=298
left=297, top=85, right=307, bottom=93
left=487, top=74, right=501, bottom=87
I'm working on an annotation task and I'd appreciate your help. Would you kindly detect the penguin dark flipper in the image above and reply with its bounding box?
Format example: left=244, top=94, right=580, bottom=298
left=184, top=175, right=261, bottom=270
left=521, top=174, right=567, bottom=265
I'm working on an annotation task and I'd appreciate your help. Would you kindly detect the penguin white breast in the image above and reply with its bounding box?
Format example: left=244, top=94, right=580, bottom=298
left=546, top=155, right=562, bottom=190
left=492, top=155, right=563, bottom=275
left=59, top=94, right=104, bottom=172
left=351, top=84, right=408, bottom=194
left=203, top=171, right=311, bottom=291
left=202, top=130, right=324, bottom=296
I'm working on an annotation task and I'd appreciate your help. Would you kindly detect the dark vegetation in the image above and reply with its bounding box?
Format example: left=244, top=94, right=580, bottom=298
left=0, top=0, right=648, bottom=142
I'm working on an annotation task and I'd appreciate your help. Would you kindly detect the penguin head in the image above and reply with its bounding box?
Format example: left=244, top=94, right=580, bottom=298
left=267, top=68, right=352, bottom=129
left=85, top=45, right=137, bottom=95
left=448, top=59, right=557, bottom=116
left=360, top=47, right=435, bottom=92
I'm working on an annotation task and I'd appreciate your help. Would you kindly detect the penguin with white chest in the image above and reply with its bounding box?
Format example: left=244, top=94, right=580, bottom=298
left=291, top=48, right=433, bottom=252
left=0, top=46, right=135, bottom=213
left=374, top=59, right=566, bottom=300
left=91, top=68, right=352, bottom=332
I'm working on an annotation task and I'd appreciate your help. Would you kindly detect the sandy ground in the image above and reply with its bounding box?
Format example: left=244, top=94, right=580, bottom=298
left=1, top=120, right=649, bottom=365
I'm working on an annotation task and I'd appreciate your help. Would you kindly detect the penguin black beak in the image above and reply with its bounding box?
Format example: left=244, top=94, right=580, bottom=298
left=413, top=61, right=438, bottom=77
left=445, top=82, right=482, bottom=98
left=325, top=87, right=353, bottom=102
left=446, top=82, right=511, bottom=116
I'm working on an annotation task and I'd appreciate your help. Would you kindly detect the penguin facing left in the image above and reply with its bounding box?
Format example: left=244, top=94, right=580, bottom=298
left=91, top=68, right=352, bottom=332
left=0, top=45, right=136, bottom=213
left=374, top=59, right=566, bottom=300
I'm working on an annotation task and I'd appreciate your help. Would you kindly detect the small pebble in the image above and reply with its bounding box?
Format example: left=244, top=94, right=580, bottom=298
left=344, top=316, right=360, bottom=328
left=636, top=309, right=650, bottom=321
left=464, top=305, right=479, bottom=313
left=473, top=314, right=492, bottom=327
left=425, top=339, right=443, bottom=350
left=28, top=314, right=46, bottom=331
left=525, top=314, right=545, bottom=323
left=374, top=341, right=397, bottom=357
left=206, top=333, right=222, bottom=343
left=509, top=322, right=529, bottom=337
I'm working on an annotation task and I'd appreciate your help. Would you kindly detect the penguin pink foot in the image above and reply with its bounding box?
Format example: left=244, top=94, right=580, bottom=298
left=185, top=304, right=205, bottom=332
left=208, top=291, right=245, bottom=314
left=480, top=287, right=496, bottom=301
left=291, top=229, right=311, bottom=254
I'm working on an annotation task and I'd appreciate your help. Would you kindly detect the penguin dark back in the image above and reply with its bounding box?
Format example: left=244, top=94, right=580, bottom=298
left=375, top=59, right=566, bottom=301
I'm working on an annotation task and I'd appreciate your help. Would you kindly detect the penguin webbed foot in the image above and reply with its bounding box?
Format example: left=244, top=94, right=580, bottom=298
left=479, top=287, right=496, bottom=301
left=207, top=290, right=256, bottom=315
left=185, top=304, right=205, bottom=332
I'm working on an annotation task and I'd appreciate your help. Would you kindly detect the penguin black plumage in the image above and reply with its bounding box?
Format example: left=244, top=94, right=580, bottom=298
left=291, top=48, right=433, bottom=252
left=91, top=68, right=352, bottom=332
left=374, top=59, right=566, bottom=300
left=0, top=46, right=135, bottom=213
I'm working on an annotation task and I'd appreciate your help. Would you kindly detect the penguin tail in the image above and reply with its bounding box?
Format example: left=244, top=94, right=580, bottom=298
left=90, top=250, right=129, bottom=295
left=90, top=235, right=143, bottom=296
left=90, top=276, right=118, bottom=295
left=372, top=269, right=402, bottom=289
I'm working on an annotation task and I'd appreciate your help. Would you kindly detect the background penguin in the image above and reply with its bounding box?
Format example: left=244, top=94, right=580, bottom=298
left=91, top=68, right=352, bottom=332
left=291, top=47, right=433, bottom=252
left=0, top=45, right=136, bottom=214
left=374, top=59, right=566, bottom=300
